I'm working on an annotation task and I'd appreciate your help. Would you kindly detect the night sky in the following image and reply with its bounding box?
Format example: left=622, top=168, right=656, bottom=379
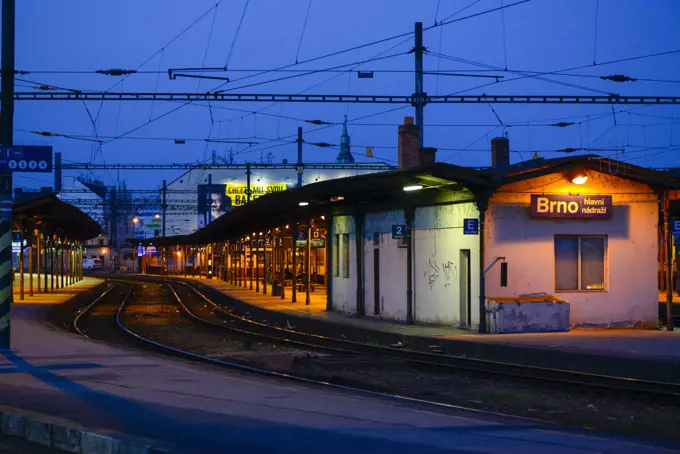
left=12, top=0, right=680, bottom=190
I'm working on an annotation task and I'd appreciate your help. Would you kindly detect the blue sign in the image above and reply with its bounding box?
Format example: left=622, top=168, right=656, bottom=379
left=672, top=220, right=680, bottom=235
left=0, top=146, right=52, bottom=173
left=392, top=224, right=407, bottom=239
left=137, top=245, right=144, bottom=257
left=296, top=230, right=307, bottom=241
left=463, top=219, right=479, bottom=235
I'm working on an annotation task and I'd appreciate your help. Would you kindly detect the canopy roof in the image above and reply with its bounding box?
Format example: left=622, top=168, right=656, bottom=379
left=137, top=156, right=680, bottom=247
left=13, top=193, right=103, bottom=241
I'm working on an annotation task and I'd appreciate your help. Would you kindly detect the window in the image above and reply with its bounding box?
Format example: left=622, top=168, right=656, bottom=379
left=333, top=234, right=339, bottom=277
left=555, top=236, right=606, bottom=291
left=342, top=233, right=350, bottom=278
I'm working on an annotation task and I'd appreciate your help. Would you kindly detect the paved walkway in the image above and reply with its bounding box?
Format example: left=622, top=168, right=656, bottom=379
left=0, top=303, right=676, bottom=453
left=12, top=276, right=103, bottom=305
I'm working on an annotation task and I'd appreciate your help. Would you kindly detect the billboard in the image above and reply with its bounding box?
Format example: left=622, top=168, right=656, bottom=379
left=225, top=183, right=287, bottom=207
left=197, top=183, right=232, bottom=228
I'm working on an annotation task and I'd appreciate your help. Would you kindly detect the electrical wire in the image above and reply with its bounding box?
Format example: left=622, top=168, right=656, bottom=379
left=430, top=51, right=616, bottom=95
left=226, top=0, right=251, bottom=68
left=295, top=0, right=313, bottom=63
left=437, top=0, right=483, bottom=24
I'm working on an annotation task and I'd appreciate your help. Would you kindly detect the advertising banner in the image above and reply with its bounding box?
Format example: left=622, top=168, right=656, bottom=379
left=197, top=183, right=231, bottom=228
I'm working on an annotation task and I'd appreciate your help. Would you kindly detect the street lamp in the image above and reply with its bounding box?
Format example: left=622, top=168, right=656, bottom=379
left=155, top=214, right=161, bottom=219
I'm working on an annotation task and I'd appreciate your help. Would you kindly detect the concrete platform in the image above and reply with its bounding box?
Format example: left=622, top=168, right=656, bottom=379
left=187, top=278, right=680, bottom=383
left=0, top=303, right=677, bottom=453
left=12, top=276, right=103, bottom=305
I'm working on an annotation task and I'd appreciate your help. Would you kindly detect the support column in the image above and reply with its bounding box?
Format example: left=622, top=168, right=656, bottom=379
left=664, top=194, right=674, bottom=331
left=280, top=227, right=285, bottom=300
left=354, top=212, right=364, bottom=317
left=50, top=239, right=55, bottom=291
left=325, top=215, right=333, bottom=311
left=255, top=236, right=260, bottom=292
left=19, top=230, right=24, bottom=301
left=44, top=239, right=48, bottom=291
left=35, top=230, right=40, bottom=293
left=292, top=225, right=297, bottom=303
left=28, top=235, right=33, bottom=297
left=249, top=241, right=253, bottom=290
left=405, top=208, right=413, bottom=324
left=262, top=236, right=268, bottom=294
left=305, top=221, right=311, bottom=306
left=60, top=239, right=65, bottom=289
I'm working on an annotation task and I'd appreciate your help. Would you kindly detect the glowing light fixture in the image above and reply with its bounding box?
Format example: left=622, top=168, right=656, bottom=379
left=132, top=217, right=139, bottom=224
left=155, top=214, right=161, bottom=219
left=403, top=184, right=423, bottom=192
left=571, top=175, right=588, bottom=185
left=299, top=201, right=309, bottom=206
left=330, top=196, right=345, bottom=202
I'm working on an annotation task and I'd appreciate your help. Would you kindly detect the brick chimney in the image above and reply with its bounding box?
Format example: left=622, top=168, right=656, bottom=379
left=491, top=136, right=510, bottom=168
left=398, top=117, right=436, bottom=168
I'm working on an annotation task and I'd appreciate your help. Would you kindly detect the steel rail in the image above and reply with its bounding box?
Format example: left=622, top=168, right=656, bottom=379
left=110, top=280, right=544, bottom=421
left=170, top=279, right=680, bottom=399
left=72, top=283, right=118, bottom=337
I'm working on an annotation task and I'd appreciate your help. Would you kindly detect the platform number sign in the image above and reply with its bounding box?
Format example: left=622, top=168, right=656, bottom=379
left=463, top=219, right=479, bottom=235
left=392, top=224, right=407, bottom=239
left=0, top=146, right=52, bottom=173
left=672, top=219, right=680, bottom=236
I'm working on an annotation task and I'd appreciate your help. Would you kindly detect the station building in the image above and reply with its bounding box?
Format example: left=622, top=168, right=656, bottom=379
left=143, top=117, right=680, bottom=333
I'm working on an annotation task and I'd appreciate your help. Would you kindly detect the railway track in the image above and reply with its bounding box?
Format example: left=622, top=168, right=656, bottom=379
left=75, top=278, right=680, bottom=403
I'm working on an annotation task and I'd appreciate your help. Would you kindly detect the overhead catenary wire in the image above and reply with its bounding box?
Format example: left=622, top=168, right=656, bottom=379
left=225, top=0, right=251, bottom=68
left=295, top=0, right=313, bottom=64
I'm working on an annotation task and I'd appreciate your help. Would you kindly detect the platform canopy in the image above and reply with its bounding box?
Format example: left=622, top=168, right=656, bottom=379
left=13, top=193, right=102, bottom=241
left=132, top=156, right=680, bottom=248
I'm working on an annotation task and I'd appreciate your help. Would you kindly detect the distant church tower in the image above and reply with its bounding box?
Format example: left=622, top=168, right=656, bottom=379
left=335, top=115, right=355, bottom=164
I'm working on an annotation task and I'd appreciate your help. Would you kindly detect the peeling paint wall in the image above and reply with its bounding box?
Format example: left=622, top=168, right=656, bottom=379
left=331, top=215, right=357, bottom=315
left=487, top=301, right=570, bottom=333
left=486, top=170, right=659, bottom=328
left=364, top=210, right=408, bottom=321
left=413, top=203, right=481, bottom=328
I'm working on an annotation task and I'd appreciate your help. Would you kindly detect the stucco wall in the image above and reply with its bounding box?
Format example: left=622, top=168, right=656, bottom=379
left=331, top=215, right=357, bottom=315
left=413, top=203, right=481, bottom=328
left=364, top=210, right=408, bottom=321
left=485, top=170, right=659, bottom=328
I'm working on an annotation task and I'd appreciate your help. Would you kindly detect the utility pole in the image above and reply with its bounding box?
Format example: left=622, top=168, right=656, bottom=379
left=54, top=152, right=62, bottom=193
left=161, top=179, right=167, bottom=237
left=246, top=162, right=252, bottom=203
left=0, top=0, right=15, bottom=348
left=297, top=127, right=303, bottom=188
left=414, top=21, right=425, bottom=148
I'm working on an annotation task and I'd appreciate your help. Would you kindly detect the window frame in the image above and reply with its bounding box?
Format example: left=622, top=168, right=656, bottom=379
left=554, top=235, right=608, bottom=292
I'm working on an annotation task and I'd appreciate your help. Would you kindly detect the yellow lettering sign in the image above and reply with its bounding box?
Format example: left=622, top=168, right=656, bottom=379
left=225, top=183, right=288, bottom=206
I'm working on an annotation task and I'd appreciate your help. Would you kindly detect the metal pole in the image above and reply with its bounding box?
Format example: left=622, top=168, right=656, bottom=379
left=54, top=152, right=62, bottom=193
left=246, top=163, right=252, bottom=203
left=414, top=21, right=425, bottom=148
left=35, top=230, right=40, bottom=293
left=255, top=237, right=260, bottom=292
left=249, top=242, right=253, bottom=290
left=262, top=238, right=267, bottom=294
left=306, top=221, right=311, bottom=305
left=280, top=227, right=286, bottom=300
left=162, top=179, right=167, bottom=237
left=292, top=226, right=297, bottom=303
left=18, top=231, right=24, bottom=301
left=29, top=236, right=34, bottom=296
left=50, top=240, right=54, bottom=291
left=297, top=127, right=303, bottom=188
left=60, top=240, right=65, bottom=289
left=405, top=209, right=413, bottom=324
left=0, top=0, right=16, bottom=348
